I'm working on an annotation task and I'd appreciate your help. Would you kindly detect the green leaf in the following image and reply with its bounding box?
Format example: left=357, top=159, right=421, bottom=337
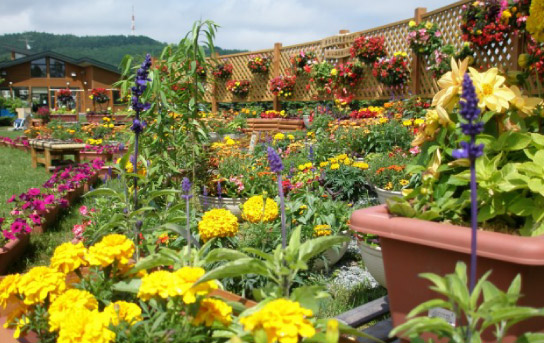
left=112, top=279, right=142, bottom=294
left=533, top=150, right=544, bottom=166
left=196, top=258, right=270, bottom=284
left=297, top=235, right=350, bottom=263
left=84, top=188, right=123, bottom=201
left=528, top=178, right=544, bottom=196
left=204, top=248, right=248, bottom=263
left=131, top=253, right=175, bottom=273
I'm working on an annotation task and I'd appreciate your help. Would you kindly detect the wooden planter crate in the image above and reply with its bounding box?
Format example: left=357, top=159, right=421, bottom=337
left=246, top=118, right=304, bottom=132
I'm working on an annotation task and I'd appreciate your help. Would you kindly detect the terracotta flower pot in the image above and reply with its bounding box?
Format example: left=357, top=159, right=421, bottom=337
left=33, top=205, right=61, bottom=233
left=63, top=185, right=85, bottom=206
left=84, top=174, right=99, bottom=192
left=357, top=240, right=387, bottom=288
left=0, top=234, right=30, bottom=275
left=350, top=205, right=544, bottom=340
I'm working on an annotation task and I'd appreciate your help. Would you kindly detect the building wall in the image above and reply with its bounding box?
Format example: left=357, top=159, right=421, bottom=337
left=0, top=57, right=122, bottom=113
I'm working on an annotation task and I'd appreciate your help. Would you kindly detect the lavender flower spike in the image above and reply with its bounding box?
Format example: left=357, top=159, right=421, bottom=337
left=181, top=177, right=193, bottom=200
left=267, top=146, right=284, bottom=173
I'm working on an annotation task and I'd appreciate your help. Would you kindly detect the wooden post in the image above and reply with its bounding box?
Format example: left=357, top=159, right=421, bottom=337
left=272, top=42, right=282, bottom=111
left=339, top=30, right=350, bottom=64
left=411, top=7, right=427, bottom=96
left=211, top=52, right=220, bottom=114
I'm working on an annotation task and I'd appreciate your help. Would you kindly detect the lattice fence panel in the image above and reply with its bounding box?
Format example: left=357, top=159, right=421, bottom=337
left=211, top=50, right=275, bottom=103
left=203, top=0, right=525, bottom=105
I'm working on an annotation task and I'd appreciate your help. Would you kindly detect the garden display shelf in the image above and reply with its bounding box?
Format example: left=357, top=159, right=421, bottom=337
left=350, top=205, right=544, bottom=341
left=29, top=140, right=86, bottom=170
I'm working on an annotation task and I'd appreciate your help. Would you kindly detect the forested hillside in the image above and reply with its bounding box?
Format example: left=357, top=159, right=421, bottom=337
left=0, top=32, right=246, bottom=69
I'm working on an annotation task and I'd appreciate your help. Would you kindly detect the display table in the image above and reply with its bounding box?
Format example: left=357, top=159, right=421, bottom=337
left=29, top=140, right=86, bottom=170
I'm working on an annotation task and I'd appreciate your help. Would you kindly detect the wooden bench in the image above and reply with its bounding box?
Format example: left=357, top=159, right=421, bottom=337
left=29, top=140, right=86, bottom=171
left=336, top=296, right=397, bottom=343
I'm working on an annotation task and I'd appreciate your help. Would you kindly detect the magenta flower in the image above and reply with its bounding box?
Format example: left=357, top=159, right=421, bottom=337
left=79, top=206, right=89, bottom=216
left=28, top=188, right=41, bottom=196
left=32, top=200, right=46, bottom=212
left=29, top=213, right=41, bottom=225
left=44, top=195, right=55, bottom=204
left=7, top=195, right=16, bottom=203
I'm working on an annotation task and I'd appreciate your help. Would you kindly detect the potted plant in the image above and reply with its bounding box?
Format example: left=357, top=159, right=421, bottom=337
left=350, top=35, right=387, bottom=65
left=247, top=54, right=271, bottom=74
left=55, top=88, right=73, bottom=110
left=364, top=151, right=412, bottom=204
left=212, top=60, right=233, bottom=80
left=290, top=49, right=318, bottom=75
left=226, top=79, right=250, bottom=98
left=33, top=106, right=50, bottom=125
left=350, top=60, right=544, bottom=336
left=460, top=0, right=511, bottom=48
left=269, top=74, right=297, bottom=99
left=406, top=20, right=443, bottom=56
left=372, top=52, right=411, bottom=88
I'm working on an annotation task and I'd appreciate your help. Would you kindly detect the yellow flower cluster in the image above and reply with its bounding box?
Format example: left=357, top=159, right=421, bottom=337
left=86, top=234, right=135, bottom=267
left=527, top=0, right=544, bottom=42
left=87, top=138, right=103, bottom=145
left=241, top=108, right=258, bottom=116
left=241, top=195, right=279, bottom=223
left=103, top=301, right=142, bottom=326
left=198, top=208, right=239, bottom=242
left=313, top=224, right=332, bottom=237
left=137, top=267, right=218, bottom=304
left=116, top=158, right=147, bottom=176
left=240, top=299, right=315, bottom=343
left=325, top=154, right=353, bottom=170
left=50, top=241, right=88, bottom=274
left=274, top=133, right=285, bottom=140
left=298, top=162, right=313, bottom=171
left=193, top=298, right=233, bottom=327
left=352, top=161, right=369, bottom=170
left=56, top=307, right=115, bottom=343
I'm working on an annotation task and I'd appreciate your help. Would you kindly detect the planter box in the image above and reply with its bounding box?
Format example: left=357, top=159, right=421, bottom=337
left=33, top=205, right=62, bottom=234
left=49, top=114, right=78, bottom=122
left=373, top=186, right=402, bottom=205
left=246, top=118, right=304, bottom=132
left=350, top=205, right=544, bottom=340
left=80, top=150, right=113, bottom=162
left=358, top=240, right=387, bottom=288
left=0, top=234, right=30, bottom=275
left=86, top=114, right=111, bottom=124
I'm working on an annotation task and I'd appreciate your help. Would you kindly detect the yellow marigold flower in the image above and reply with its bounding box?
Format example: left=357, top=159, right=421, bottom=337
left=103, top=301, right=142, bottom=326
left=242, top=195, right=279, bottom=223
left=193, top=298, right=232, bottom=327
left=86, top=234, right=135, bottom=267
left=49, top=289, right=98, bottom=332
left=240, top=299, right=315, bottom=343
left=320, top=161, right=329, bottom=167
left=274, top=133, right=285, bottom=140
left=343, top=157, right=352, bottom=165
left=329, top=157, right=338, bottom=163
left=403, top=119, right=413, bottom=126
left=330, top=163, right=340, bottom=170
left=287, top=134, right=295, bottom=140
left=304, top=162, right=313, bottom=169
left=314, top=224, right=332, bottom=237
left=336, top=154, right=347, bottom=160
left=414, top=118, right=425, bottom=126
left=174, top=266, right=218, bottom=304
left=50, top=241, right=88, bottom=274
left=226, top=138, right=236, bottom=145
left=198, top=208, right=239, bottom=242
left=399, top=179, right=409, bottom=186
left=379, top=117, right=388, bottom=124
left=353, top=161, right=369, bottom=170
left=18, top=267, right=66, bottom=306
left=138, top=270, right=176, bottom=300
left=57, top=308, right=115, bottom=343
left=0, top=274, right=21, bottom=309
left=384, top=182, right=393, bottom=190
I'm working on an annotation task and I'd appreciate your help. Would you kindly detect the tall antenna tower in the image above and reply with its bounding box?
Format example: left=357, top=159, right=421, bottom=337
left=131, top=5, right=135, bottom=36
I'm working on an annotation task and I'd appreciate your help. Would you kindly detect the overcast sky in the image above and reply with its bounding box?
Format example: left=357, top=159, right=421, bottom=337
left=0, top=0, right=454, bottom=50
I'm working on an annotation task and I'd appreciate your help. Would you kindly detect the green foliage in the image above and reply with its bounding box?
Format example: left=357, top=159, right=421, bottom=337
left=391, top=262, right=544, bottom=342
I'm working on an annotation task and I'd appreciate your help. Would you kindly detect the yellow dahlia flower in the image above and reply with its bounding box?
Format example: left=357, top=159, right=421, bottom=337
left=432, top=58, right=470, bottom=110
left=18, top=266, right=66, bottom=306
left=50, top=241, right=88, bottom=274
left=198, top=208, right=239, bottom=242
left=49, top=289, right=98, bottom=332
left=193, top=298, right=232, bottom=327
left=468, top=67, right=515, bottom=112
left=240, top=299, right=315, bottom=343
left=86, top=234, right=135, bottom=267
left=241, top=195, right=279, bottom=223
left=103, top=301, right=142, bottom=326
left=57, top=308, right=115, bottom=343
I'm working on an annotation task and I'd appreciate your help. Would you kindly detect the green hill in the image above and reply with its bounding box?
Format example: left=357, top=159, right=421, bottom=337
left=0, top=32, right=247, bottom=69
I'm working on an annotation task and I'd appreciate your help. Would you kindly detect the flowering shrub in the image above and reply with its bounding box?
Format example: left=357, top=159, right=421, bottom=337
left=260, top=110, right=286, bottom=119
left=365, top=152, right=411, bottom=192
left=372, top=52, right=410, bottom=87
left=349, top=106, right=383, bottom=119
left=90, top=88, right=110, bottom=104
left=211, top=61, right=233, bottom=80
left=198, top=208, right=239, bottom=241
left=309, top=61, right=334, bottom=95
left=226, top=79, right=250, bottom=97
left=269, top=74, right=297, bottom=98
left=461, top=1, right=511, bottom=47
left=350, top=35, right=387, bottom=64
left=241, top=195, right=279, bottom=223
left=247, top=55, right=271, bottom=74
left=332, top=61, right=364, bottom=88
left=407, top=20, right=443, bottom=56
left=290, top=50, right=318, bottom=74
left=524, top=36, right=544, bottom=80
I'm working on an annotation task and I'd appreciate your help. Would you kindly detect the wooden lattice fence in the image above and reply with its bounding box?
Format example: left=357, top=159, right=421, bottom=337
left=204, top=0, right=527, bottom=110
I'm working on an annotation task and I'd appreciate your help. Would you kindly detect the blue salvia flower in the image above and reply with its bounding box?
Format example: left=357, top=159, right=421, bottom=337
left=452, top=73, right=484, bottom=160
left=181, top=177, right=192, bottom=249
left=267, top=146, right=284, bottom=173
left=452, top=73, right=484, bottom=297
left=181, top=177, right=193, bottom=200
left=130, top=119, right=147, bottom=134
left=308, top=144, right=314, bottom=162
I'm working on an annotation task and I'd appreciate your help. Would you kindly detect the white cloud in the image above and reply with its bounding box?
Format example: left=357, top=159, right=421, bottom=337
left=0, top=0, right=454, bottom=50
